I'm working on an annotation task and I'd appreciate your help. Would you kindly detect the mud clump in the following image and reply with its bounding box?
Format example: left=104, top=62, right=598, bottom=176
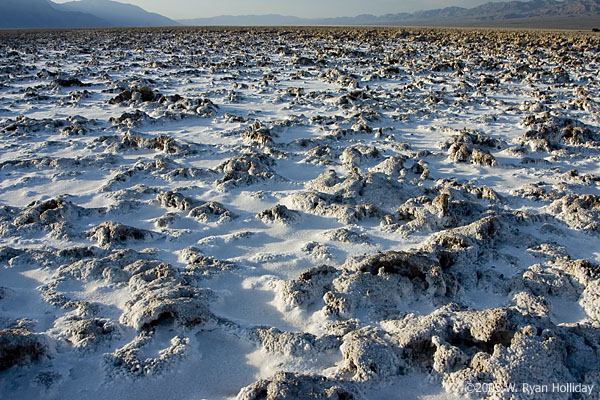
left=104, top=332, right=189, bottom=378
left=302, top=242, right=332, bottom=260
left=242, top=121, right=275, bottom=147
left=317, top=251, right=452, bottom=318
left=109, top=86, right=157, bottom=104
left=325, top=228, right=371, bottom=244
left=237, top=372, right=358, bottom=400
left=277, top=265, right=339, bottom=308
left=217, top=153, right=280, bottom=189
left=59, top=318, right=120, bottom=351
left=157, top=191, right=200, bottom=211
left=88, top=221, right=158, bottom=247
left=108, top=110, right=151, bottom=127
left=1, top=198, right=94, bottom=239
left=1, top=116, right=96, bottom=136
left=189, top=201, right=236, bottom=223
left=55, top=77, right=88, bottom=88
left=121, top=263, right=216, bottom=331
left=0, top=329, right=51, bottom=370
left=249, top=327, right=340, bottom=357
left=393, top=182, right=497, bottom=234
left=442, top=130, right=500, bottom=166
left=157, top=192, right=235, bottom=223
left=257, top=204, right=299, bottom=224
left=340, top=328, right=403, bottom=382
left=292, top=190, right=383, bottom=224
left=548, top=194, right=600, bottom=233
left=520, top=114, right=599, bottom=151
left=98, top=134, right=197, bottom=155
left=181, top=247, right=237, bottom=278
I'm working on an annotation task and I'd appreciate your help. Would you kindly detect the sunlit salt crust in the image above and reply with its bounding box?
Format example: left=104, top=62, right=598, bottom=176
left=0, top=27, right=599, bottom=399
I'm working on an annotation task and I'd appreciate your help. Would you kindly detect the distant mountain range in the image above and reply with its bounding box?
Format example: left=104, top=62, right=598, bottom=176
left=0, top=0, right=599, bottom=30
left=55, top=0, right=177, bottom=27
left=0, top=0, right=178, bottom=29
left=0, top=0, right=107, bottom=29
left=180, top=0, right=600, bottom=29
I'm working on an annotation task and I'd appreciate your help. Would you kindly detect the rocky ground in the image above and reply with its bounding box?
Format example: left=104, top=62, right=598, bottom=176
left=0, top=27, right=599, bottom=399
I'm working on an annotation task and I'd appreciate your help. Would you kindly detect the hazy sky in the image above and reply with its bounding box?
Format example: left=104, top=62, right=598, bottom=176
left=52, top=0, right=509, bottom=20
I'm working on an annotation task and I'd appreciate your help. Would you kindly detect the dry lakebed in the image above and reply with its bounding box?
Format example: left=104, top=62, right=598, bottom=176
left=0, top=27, right=599, bottom=399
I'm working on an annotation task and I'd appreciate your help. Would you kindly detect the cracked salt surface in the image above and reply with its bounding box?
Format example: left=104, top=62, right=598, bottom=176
left=1, top=27, right=600, bottom=399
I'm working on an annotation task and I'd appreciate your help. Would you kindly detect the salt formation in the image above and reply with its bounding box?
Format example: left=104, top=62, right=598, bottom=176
left=0, top=27, right=599, bottom=400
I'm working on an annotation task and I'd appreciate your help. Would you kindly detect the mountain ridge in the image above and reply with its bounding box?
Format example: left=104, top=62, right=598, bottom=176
left=0, top=0, right=179, bottom=29
left=0, top=0, right=109, bottom=29
left=0, top=0, right=598, bottom=30
left=179, top=0, right=600, bottom=29
left=54, top=0, right=179, bottom=27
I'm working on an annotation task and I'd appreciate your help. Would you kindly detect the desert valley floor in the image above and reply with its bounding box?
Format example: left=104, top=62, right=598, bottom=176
left=0, top=27, right=599, bottom=399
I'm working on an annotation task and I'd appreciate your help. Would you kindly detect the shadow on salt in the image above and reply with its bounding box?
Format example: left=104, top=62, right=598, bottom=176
left=465, top=289, right=508, bottom=310
left=549, top=297, right=588, bottom=325
left=363, top=371, right=463, bottom=400
left=100, top=329, right=259, bottom=400
left=205, top=272, right=300, bottom=333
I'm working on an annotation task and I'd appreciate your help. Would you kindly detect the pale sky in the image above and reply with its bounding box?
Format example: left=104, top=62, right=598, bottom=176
left=51, top=0, right=510, bottom=20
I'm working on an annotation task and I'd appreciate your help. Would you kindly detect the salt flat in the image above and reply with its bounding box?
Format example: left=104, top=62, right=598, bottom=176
left=0, top=27, right=599, bottom=399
